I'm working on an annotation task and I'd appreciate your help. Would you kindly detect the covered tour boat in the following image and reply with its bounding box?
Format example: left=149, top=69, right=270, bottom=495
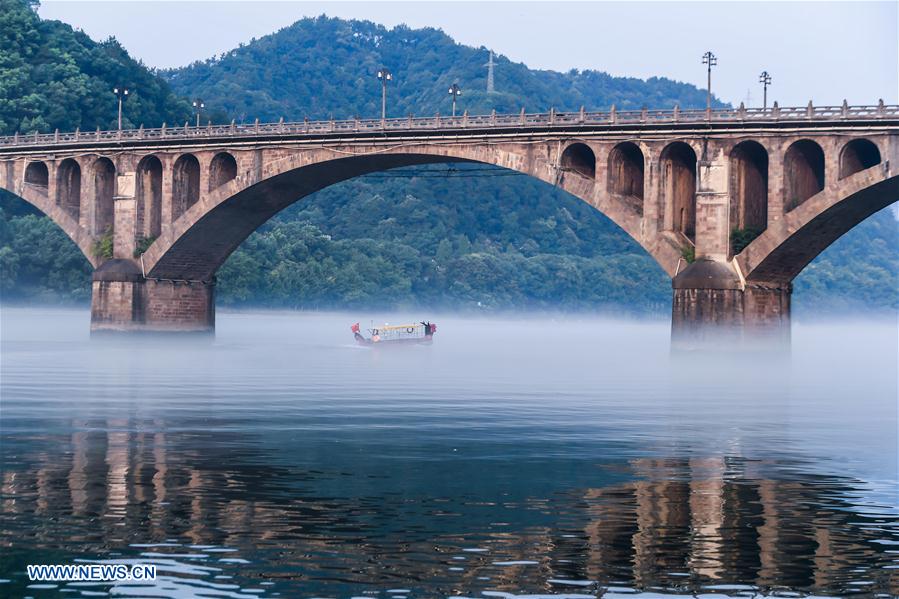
left=351, top=322, right=436, bottom=346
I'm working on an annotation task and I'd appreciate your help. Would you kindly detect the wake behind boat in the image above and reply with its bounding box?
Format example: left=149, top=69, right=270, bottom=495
left=351, top=321, right=437, bottom=346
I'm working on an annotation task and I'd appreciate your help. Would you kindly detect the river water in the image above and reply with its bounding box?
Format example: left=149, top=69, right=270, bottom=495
left=0, top=307, right=897, bottom=598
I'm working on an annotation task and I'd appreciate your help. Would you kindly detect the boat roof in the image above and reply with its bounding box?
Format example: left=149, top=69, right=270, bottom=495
left=376, top=323, right=424, bottom=331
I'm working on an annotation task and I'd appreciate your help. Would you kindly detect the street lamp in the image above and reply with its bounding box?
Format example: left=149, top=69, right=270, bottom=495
left=377, top=67, right=392, bottom=121
left=113, top=87, right=129, bottom=130
left=759, top=71, right=772, bottom=110
left=702, top=51, right=717, bottom=110
left=448, top=83, right=462, bottom=118
left=192, top=98, right=205, bottom=127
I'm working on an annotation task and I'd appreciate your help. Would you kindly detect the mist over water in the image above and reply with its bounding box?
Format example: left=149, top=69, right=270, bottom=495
left=1, top=307, right=897, bottom=598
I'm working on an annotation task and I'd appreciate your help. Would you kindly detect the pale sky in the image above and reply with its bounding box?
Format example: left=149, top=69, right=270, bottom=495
left=38, top=1, right=899, bottom=107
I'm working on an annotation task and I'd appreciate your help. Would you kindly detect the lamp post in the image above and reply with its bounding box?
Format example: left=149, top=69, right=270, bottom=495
left=702, top=51, right=717, bottom=110
left=113, top=87, right=129, bottom=130
left=759, top=71, right=772, bottom=110
left=448, top=83, right=462, bottom=118
left=377, top=68, right=392, bottom=121
left=192, top=98, right=205, bottom=127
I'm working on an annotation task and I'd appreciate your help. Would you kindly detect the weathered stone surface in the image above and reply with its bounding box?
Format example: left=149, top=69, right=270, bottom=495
left=90, top=274, right=214, bottom=334
left=672, top=260, right=792, bottom=349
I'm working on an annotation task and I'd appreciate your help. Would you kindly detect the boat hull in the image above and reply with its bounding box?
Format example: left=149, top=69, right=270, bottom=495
left=354, top=332, right=433, bottom=347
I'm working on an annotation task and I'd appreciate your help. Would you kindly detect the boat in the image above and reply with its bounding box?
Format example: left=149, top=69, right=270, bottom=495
left=351, top=321, right=436, bottom=346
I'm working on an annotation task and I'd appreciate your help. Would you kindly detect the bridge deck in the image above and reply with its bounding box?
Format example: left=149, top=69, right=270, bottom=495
left=1, top=104, right=897, bottom=153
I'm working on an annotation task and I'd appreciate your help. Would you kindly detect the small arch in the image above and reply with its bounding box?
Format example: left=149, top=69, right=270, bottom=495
left=839, top=138, right=881, bottom=180
left=24, top=161, right=49, bottom=189
left=729, top=141, right=768, bottom=255
left=209, top=152, right=237, bottom=191
left=784, top=140, right=824, bottom=211
left=560, top=142, right=596, bottom=179
left=660, top=142, right=697, bottom=242
left=607, top=142, right=644, bottom=215
left=137, top=155, right=163, bottom=239
left=172, top=154, right=200, bottom=221
left=56, top=158, right=81, bottom=220
left=92, top=157, right=116, bottom=236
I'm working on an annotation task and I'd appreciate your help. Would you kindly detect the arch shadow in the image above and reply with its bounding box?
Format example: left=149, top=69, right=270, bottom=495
left=784, top=139, right=824, bottom=212
left=608, top=142, right=644, bottom=216
left=659, top=142, right=697, bottom=243
left=839, top=138, right=881, bottom=180
left=729, top=140, right=768, bottom=256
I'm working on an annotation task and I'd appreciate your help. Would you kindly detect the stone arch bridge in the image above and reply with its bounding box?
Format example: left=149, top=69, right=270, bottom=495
left=1, top=104, right=897, bottom=340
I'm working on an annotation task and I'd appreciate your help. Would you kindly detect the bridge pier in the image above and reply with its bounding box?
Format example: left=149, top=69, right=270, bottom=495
left=671, top=259, right=791, bottom=350
left=90, top=260, right=215, bottom=334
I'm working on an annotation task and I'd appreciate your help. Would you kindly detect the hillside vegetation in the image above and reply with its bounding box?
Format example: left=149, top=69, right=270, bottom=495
left=0, top=0, right=189, bottom=134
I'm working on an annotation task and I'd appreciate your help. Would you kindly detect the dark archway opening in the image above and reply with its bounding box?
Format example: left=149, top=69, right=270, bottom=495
left=24, top=162, right=49, bottom=189
left=209, top=152, right=238, bottom=191
left=92, top=157, right=115, bottom=236
left=839, top=139, right=881, bottom=180
left=560, top=143, right=596, bottom=179
left=730, top=141, right=768, bottom=256
left=608, top=142, right=644, bottom=215
left=56, top=158, right=81, bottom=220
left=137, top=156, right=163, bottom=240
left=172, top=154, right=200, bottom=221
left=660, top=142, right=697, bottom=243
left=784, top=140, right=824, bottom=211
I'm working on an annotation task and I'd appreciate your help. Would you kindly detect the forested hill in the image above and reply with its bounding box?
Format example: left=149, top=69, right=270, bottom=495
left=0, top=0, right=189, bottom=134
left=162, top=16, right=724, bottom=122
left=0, top=3, right=896, bottom=314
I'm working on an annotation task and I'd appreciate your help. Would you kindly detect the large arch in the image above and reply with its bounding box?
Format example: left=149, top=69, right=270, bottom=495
left=56, top=158, right=81, bottom=220
left=141, top=146, right=678, bottom=282
left=92, top=157, right=115, bottom=236
left=784, top=140, right=824, bottom=212
left=738, top=168, right=898, bottom=284
left=659, top=142, right=697, bottom=243
left=607, top=142, right=644, bottom=215
left=729, top=140, right=768, bottom=255
left=136, top=155, right=163, bottom=240
left=172, top=154, right=200, bottom=221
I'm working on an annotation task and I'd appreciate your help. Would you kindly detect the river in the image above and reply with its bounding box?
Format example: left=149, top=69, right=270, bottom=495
left=0, top=307, right=896, bottom=597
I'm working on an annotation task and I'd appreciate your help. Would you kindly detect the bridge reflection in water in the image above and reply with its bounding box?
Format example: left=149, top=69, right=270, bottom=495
left=2, top=419, right=896, bottom=596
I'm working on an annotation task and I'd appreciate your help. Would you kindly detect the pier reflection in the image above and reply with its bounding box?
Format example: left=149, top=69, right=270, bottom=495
left=2, top=419, right=896, bottom=596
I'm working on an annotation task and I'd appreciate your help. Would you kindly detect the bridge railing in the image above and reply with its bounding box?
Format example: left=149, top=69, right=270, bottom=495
left=1, top=103, right=897, bottom=148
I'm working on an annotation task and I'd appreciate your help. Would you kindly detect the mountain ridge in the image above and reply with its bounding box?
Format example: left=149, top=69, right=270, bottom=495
left=162, top=15, right=725, bottom=124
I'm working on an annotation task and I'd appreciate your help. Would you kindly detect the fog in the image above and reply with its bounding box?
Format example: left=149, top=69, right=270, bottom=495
left=1, top=306, right=897, bottom=596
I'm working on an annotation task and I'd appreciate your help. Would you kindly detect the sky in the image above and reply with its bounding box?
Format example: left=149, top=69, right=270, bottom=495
left=37, top=1, right=899, bottom=108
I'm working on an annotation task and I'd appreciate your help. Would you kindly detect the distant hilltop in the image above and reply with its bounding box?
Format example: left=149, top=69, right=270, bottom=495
left=161, top=15, right=723, bottom=124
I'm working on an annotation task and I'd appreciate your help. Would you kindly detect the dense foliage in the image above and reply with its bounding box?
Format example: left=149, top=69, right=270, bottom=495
left=0, top=5, right=896, bottom=315
left=0, top=0, right=189, bottom=134
left=163, top=16, right=724, bottom=123
left=0, top=205, right=92, bottom=302
left=793, top=209, right=899, bottom=314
